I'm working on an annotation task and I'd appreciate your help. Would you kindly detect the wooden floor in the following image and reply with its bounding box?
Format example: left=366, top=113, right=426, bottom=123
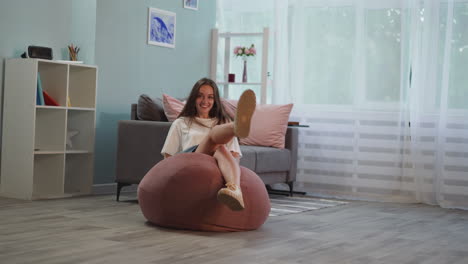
left=1, top=193, right=468, bottom=264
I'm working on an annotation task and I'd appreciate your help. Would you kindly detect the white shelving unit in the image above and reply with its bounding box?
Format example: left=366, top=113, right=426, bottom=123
left=1, top=59, right=97, bottom=200
left=211, top=28, right=269, bottom=104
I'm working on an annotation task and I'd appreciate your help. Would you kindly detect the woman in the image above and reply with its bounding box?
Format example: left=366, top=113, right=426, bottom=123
left=161, top=78, right=256, bottom=211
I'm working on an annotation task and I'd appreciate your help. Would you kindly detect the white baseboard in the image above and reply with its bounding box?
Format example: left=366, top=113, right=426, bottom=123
left=92, top=183, right=138, bottom=195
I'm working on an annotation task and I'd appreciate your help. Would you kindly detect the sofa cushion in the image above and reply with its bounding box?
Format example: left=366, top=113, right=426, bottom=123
left=240, top=103, right=293, bottom=149
left=223, top=100, right=293, bottom=149
left=252, top=146, right=291, bottom=173
left=239, top=145, right=257, bottom=171
left=137, top=94, right=168, bottom=121
left=162, top=94, right=185, bottom=122
left=222, top=99, right=237, bottom=120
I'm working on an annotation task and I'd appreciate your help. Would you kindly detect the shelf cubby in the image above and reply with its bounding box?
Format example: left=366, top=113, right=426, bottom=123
left=34, top=108, right=66, bottom=152
left=68, top=65, right=97, bottom=108
left=38, top=60, right=68, bottom=106
left=64, top=154, right=93, bottom=195
left=66, top=110, right=96, bottom=152
left=33, top=154, right=65, bottom=199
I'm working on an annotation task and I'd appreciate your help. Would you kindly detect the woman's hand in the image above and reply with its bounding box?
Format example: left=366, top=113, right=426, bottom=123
left=230, top=151, right=241, bottom=162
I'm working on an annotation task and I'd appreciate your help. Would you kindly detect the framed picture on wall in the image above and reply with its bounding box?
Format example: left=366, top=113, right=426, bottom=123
left=148, top=7, right=176, bottom=48
left=183, top=0, right=198, bottom=10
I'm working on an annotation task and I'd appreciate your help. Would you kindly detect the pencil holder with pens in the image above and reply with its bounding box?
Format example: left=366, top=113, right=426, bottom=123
left=68, top=44, right=80, bottom=61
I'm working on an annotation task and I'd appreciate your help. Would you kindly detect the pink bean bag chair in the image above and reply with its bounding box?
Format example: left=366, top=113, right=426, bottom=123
left=138, top=153, right=270, bottom=232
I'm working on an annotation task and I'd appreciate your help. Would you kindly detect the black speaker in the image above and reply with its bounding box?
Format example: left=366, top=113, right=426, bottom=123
left=21, top=46, right=53, bottom=60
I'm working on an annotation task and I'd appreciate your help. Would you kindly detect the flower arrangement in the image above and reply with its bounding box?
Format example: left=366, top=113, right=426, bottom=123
left=233, top=44, right=256, bottom=58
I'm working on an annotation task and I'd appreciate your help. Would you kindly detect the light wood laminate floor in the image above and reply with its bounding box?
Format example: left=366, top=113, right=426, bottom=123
left=1, top=193, right=468, bottom=264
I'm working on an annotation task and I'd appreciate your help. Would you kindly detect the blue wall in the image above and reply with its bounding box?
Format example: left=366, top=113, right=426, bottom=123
left=94, top=0, right=215, bottom=184
left=0, top=0, right=216, bottom=184
left=0, top=0, right=96, bottom=68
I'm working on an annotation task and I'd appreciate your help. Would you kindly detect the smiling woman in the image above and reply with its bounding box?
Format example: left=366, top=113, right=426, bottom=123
left=160, top=78, right=257, bottom=211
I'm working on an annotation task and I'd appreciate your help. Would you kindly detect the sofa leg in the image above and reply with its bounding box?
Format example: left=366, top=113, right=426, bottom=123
left=288, top=181, right=294, bottom=197
left=116, top=182, right=131, bottom=201
left=266, top=182, right=306, bottom=196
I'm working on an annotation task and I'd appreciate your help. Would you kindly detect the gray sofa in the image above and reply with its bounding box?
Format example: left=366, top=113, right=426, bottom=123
left=115, top=103, right=298, bottom=201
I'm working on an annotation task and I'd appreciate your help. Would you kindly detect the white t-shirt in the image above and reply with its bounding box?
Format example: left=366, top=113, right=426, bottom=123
left=161, top=117, right=242, bottom=157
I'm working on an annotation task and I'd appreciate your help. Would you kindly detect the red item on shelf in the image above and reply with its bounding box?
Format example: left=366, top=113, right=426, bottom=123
left=43, top=91, right=60, bottom=106
left=228, top=73, right=235, bottom=82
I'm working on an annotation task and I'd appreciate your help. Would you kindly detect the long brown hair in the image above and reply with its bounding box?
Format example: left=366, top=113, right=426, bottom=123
left=178, top=78, right=231, bottom=126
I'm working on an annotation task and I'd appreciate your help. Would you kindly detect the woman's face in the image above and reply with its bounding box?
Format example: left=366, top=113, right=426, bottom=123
left=195, top=85, right=215, bottom=118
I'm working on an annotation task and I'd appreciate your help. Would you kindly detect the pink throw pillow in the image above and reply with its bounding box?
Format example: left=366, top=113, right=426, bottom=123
left=162, top=94, right=185, bottom=122
left=240, top=103, right=294, bottom=149
left=221, top=98, right=237, bottom=120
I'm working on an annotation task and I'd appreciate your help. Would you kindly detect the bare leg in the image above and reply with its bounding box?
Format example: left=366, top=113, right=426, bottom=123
left=214, top=145, right=240, bottom=186
left=195, top=123, right=235, bottom=156
left=194, top=123, right=245, bottom=210
left=214, top=145, right=244, bottom=210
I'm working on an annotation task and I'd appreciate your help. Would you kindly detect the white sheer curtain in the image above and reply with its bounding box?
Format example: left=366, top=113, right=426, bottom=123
left=405, top=0, right=468, bottom=208
left=217, top=0, right=468, bottom=209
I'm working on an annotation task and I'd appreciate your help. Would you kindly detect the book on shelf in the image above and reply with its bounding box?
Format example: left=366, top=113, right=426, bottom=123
left=36, top=73, right=45, bottom=105
left=67, top=96, right=72, bottom=107
left=36, top=85, right=42, bottom=105
left=43, top=90, right=60, bottom=106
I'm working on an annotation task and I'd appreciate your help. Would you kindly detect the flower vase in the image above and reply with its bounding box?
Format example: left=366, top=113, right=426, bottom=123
left=242, top=58, right=248, bottom=83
